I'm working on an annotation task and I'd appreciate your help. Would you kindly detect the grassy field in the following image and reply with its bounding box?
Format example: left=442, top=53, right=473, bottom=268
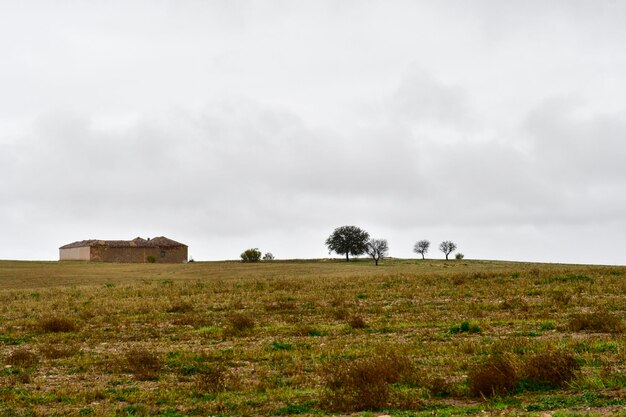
left=1, top=258, right=625, bottom=416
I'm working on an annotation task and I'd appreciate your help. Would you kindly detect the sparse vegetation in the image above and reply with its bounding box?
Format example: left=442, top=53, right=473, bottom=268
left=0, top=259, right=625, bottom=415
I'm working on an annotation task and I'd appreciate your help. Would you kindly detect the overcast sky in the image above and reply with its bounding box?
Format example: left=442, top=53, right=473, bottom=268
left=2, top=1, right=626, bottom=264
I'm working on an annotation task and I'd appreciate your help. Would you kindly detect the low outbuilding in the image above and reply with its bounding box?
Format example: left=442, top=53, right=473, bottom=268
left=59, top=236, right=188, bottom=263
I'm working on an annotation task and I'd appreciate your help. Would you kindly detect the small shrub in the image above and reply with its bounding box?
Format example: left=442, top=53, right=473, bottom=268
left=38, top=316, right=77, bottom=333
left=5, top=348, right=38, bottom=368
left=519, top=350, right=579, bottom=390
left=568, top=311, right=624, bottom=333
left=540, top=321, right=555, bottom=331
left=166, top=300, right=194, bottom=313
left=195, top=364, right=228, bottom=393
left=331, top=307, right=349, bottom=320
left=468, top=355, right=517, bottom=398
left=347, top=315, right=367, bottom=329
left=451, top=273, right=467, bottom=285
left=124, top=348, right=162, bottom=380
left=39, top=343, right=78, bottom=359
left=240, top=248, right=261, bottom=262
left=455, top=253, right=464, bottom=260
left=264, top=299, right=297, bottom=311
left=550, top=290, right=573, bottom=306
left=262, top=252, right=275, bottom=261
left=146, top=255, right=156, bottom=263
left=321, top=351, right=414, bottom=411
left=227, top=313, right=255, bottom=333
left=449, top=321, right=480, bottom=334
left=268, top=341, right=293, bottom=351
left=500, top=297, right=529, bottom=311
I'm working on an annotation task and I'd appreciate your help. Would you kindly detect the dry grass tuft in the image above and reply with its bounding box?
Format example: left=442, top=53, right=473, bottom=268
left=423, top=375, right=455, bottom=397
left=520, top=350, right=579, bottom=389
left=5, top=348, right=39, bottom=368
left=347, top=315, right=368, bottom=329
left=568, top=311, right=624, bottom=333
left=166, top=300, right=194, bottom=313
left=195, top=363, right=229, bottom=393
left=228, top=312, right=255, bottom=331
left=124, top=347, right=162, bottom=380
left=38, top=342, right=79, bottom=359
left=38, top=316, right=77, bottom=333
left=468, top=355, right=517, bottom=398
left=321, top=351, right=414, bottom=411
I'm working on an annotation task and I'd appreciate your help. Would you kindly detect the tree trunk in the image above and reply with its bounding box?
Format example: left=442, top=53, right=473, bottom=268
left=346, top=252, right=349, bottom=261
left=421, top=253, right=425, bottom=260
left=375, top=258, right=379, bottom=266
left=445, top=253, right=449, bottom=260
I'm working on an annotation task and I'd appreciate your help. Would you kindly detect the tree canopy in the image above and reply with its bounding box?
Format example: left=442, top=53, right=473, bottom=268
left=325, top=226, right=370, bottom=261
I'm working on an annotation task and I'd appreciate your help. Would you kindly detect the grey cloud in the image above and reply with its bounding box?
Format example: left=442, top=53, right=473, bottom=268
left=388, top=69, right=475, bottom=128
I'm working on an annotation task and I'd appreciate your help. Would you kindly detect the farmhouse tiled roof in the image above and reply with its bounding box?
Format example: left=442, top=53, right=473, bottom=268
left=59, top=236, right=186, bottom=249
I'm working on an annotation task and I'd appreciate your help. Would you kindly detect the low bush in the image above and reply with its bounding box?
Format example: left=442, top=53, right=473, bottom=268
left=468, top=355, right=517, bottom=398
left=347, top=315, right=367, bottom=329
left=38, top=316, right=77, bottom=333
left=240, top=248, right=261, bottom=262
left=449, top=321, right=480, bottom=334
left=455, top=253, right=465, bottom=260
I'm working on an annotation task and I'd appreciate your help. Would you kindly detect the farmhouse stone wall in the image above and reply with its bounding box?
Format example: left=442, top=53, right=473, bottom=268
left=89, top=246, right=187, bottom=263
left=59, top=247, right=91, bottom=261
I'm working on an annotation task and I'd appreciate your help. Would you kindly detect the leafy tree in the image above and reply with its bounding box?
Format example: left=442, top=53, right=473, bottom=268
left=439, top=241, right=457, bottom=260
left=413, top=240, right=430, bottom=260
left=325, top=226, right=370, bottom=261
left=366, top=238, right=389, bottom=266
left=240, top=248, right=261, bottom=262
left=262, top=252, right=275, bottom=261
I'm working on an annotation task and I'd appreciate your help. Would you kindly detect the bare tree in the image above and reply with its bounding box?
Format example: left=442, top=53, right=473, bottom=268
left=439, top=241, right=457, bottom=260
left=366, top=238, right=389, bottom=266
left=413, top=240, right=430, bottom=259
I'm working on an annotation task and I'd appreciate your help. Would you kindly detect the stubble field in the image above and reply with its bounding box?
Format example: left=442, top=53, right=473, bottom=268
left=1, top=258, right=625, bottom=416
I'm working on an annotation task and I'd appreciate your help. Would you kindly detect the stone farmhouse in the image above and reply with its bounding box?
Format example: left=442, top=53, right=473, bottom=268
left=59, top=236, right=188, bottom=263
